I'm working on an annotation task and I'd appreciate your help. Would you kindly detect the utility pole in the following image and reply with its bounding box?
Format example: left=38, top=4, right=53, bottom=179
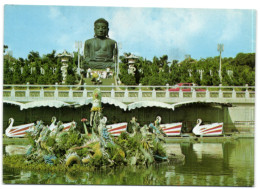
left=217, top=44, right=224, bottom=83
left=75, top=41, right=82, bottom=75
left=117, top=42, right=122, bottom=80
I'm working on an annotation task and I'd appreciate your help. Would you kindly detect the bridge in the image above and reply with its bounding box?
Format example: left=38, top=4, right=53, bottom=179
left=3, top=83, right=255, bottom=104
left=2, top=84, right=255, bottom=134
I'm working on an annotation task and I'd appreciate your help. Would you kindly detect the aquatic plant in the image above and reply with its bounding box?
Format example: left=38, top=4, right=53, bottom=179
left=4, top=109, right=171, bottom=173
left=65, top=153, right=81, bottom=166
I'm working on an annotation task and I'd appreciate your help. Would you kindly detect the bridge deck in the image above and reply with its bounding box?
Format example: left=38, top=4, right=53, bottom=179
left=3, top=84, right=255, bottom=104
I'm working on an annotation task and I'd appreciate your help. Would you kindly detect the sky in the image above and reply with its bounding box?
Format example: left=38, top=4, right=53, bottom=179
left=3, top=4, right=256, bottom=62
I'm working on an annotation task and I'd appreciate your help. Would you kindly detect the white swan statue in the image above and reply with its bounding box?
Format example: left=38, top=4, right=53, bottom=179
left=156, top=116, right=183, bottom=136
left=106, top=122, right=128, bottom=136
left=192, top=118, right=224, bottom=136
left=5, top=118, right=35, bottom=138
left=48, top=116, right=57, bottom=132
left=160, top=122, right=183, bottom=136
left=48, top=116, right=76, bottom=134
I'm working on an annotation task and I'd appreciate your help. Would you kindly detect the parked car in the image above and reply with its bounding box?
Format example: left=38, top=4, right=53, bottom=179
left=169, top=83, right=206, bottom=92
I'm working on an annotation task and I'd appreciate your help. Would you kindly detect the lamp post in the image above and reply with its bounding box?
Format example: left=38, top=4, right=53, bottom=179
left=217, top=44, right=224, bottom=83
left=116, top=42, right=122, bottom=83
left=75, top=41, right=82, bottom=75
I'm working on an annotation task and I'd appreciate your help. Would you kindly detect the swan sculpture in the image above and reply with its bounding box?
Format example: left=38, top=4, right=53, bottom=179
left=48, top=116, right=57, bottom=132
left=152, top=116, right=183, bottom=136
left=160, top=122, right=183, bottom=136
left=48, top=116, right=76, bottom=134
left=192, top=118, right=224, bottom=136
left=5, top=118, right=35, bottom=138
left=106, top=122, right=128, bottom=136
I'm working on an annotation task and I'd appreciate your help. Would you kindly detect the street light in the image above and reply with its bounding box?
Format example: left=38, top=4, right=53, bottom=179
left=75, top=41, right=82, bottom=75
left=117, top=42, right=122, bottom=78
left=217, top=44, right=224, bottom=83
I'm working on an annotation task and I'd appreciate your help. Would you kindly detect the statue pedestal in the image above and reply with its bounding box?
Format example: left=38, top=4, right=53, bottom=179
left=88, top=61, right=115, bottom=69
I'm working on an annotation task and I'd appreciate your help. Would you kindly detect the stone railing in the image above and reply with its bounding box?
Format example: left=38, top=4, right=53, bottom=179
left=3, top=83, right=255, bottom=104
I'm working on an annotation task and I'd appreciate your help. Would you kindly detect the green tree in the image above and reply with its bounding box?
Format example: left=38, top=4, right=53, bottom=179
left=3, top=59, right=13, bottom=84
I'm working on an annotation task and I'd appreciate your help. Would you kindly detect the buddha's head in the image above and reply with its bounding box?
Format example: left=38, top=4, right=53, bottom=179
left=94, top=18, right=109, bottom=38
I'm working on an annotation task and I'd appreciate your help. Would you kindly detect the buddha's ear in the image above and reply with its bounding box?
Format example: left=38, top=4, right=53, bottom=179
left=106, top=28, right=109, bottom=38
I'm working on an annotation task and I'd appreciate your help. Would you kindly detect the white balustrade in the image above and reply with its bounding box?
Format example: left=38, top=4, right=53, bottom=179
left=219, top=84, right=223, bottom=98
left=124, top=88, right=129, bottom=98
left=152, top=88, right=156, bottom=98
left=111, top=83, right=115, bottom=98
left=69, top=87, right=73, bottom=98
left=3, top=84, right=255, bottom=104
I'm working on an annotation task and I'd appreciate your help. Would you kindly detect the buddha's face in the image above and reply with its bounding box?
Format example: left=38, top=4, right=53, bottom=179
left=94, top=22, right=108, bottom=38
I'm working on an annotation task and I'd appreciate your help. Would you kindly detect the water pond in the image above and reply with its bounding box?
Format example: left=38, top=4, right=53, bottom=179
left=3, top=138, right=254, bottom=186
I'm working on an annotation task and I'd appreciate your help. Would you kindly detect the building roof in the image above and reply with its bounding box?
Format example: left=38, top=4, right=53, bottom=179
left=57, top=50, right=72, bottom=57
left=125, top=54, right=139, bottom=59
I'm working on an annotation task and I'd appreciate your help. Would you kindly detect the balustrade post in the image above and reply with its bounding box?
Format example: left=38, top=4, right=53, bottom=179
left=206, top=88, right=210, bottom=99
left=232, top=88, right=236, bottom=99
left=124, top=87, right=129, bottom=98
left=69, top=86, right=73, bottom=98
left=219, top=84, right=223, bottom=98
left=54, top=83, right=58, bottom=99
left=165, top=84, right=169, bottom=98
left=192, top=87, right=196, bottom=98
left=138, top=84, right=142, bottom=99
left=111, top=83, right=115, bottom=98
left=11, top=86, right=15, bottom=98
left=179, top=90, right=183, bottom=98
left=40, top=86, right=44, bottom=98
left=152, top=87, right=156, bottom=98
left=83, top=83, right=87, bottom=97
left=26, top=82, right=30, bottom=98
left=245, top=84, right=250, bottom=98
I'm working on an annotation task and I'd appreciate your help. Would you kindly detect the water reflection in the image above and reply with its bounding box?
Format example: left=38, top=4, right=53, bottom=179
left=193, top=143, right=223, bottom=160
left=5, top=145, right=30, bottom=155
left=3, top=138, right=254, bottom=186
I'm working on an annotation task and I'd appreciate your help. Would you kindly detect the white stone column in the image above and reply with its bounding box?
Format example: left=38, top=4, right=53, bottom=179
left=232, top=88, right=236, bottom=99
left=152, top=87, right=156, bottom=98
left=245, top=84, right=250, bottom=98
left=11, top=86, right=15, bottom=98
left=25, top=82, right=30, bottom=98
left=54, top=83, right=58, bottom=98
left=192, top=87, right=196, bottom=98
left=219, top=84, right=223, bottom=98
left=206, top=88, right=210, bottom=99
left=165, top=84, right=169, bottom=98
left=179, top=90, right=183, bottom=98
left=111, top=83, right=115, bottom=98
left=138, top=84, right=142, bottom=99
left=69, top=86, right=73, bottom=98
left=124, top=88, right=129, bottom=98
left=40, top=87, right=44, bottom=98
left=83, top=83, right=87, bottom=97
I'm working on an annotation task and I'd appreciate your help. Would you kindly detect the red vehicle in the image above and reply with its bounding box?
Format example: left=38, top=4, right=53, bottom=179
left=169, top=83, right=206, bottom=92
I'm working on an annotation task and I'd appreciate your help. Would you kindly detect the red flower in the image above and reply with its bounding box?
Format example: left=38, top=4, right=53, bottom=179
left=81, top=118, right=87, bottom=122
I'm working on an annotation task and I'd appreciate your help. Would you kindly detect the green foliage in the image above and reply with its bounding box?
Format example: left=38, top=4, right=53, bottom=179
left=56, top=130, right=83, bottom=151
left=46, top=137, right=56, bottom=147
left=118, top=53, right=255, bottom=86
left=3, top=50, right=255, bottom=86
left=66, top=75, right=76, bottom=85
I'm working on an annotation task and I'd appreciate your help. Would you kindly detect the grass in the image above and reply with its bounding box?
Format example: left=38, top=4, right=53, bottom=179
left=3, top=136, right=30, bottom=145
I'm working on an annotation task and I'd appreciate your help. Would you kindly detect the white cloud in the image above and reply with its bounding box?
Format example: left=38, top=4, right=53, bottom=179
left=218, top=10, right=244, bottom=42
left=109, top=8, right=206, bottom=60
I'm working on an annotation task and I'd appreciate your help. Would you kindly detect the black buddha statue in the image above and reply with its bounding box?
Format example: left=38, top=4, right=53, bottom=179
left=84, top=18, right=118, bottom=69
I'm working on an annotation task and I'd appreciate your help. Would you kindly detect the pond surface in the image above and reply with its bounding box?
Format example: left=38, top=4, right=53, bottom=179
left=3, top=138, right=254, bottom=186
